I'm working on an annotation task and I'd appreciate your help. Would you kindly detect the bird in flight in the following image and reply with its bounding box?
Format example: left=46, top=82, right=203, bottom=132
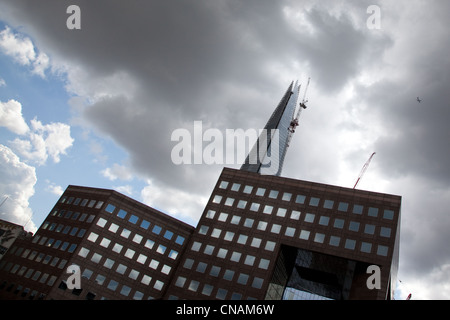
left=417, top=97, right=422, bottom=103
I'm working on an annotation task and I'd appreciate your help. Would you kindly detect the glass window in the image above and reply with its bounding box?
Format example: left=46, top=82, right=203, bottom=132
left=117, top=209, right=127, bottom=219
left=144, top=239, right=154, bottom=250
left=269, top=190, right=279, bottom=199
left=368, top=207, right=379, bottom=217
left=205, top=210, right=215, bottom=219
left=319, top=216, right=330, bottom=226
left=217, top=248, right=228, bottom=259
left=204, top=245, right=214, bottom=255
left=282, top=192, right=292, bottom=201
left=219, top=181, right=229, bottom=189
left=243, top=218, right=254, bottom=228
left=99, top=238, right=111, bottom=248
left=364, top=224, right=376, bottom=235
left=116, top=264, right=127, bottom=275
left=95, top=274, right=106, bottom=285
left=175, top=276, right=187, bottom=288
left=231, top=215, right=241, bottom=225
left=156, top=245, right=166, bottom=255
left=224, top=231, right=234, bottom=242
left=128, top=215, right=139, bottom=224
left=349, top=221, right=360, bottom=232
left=243, top=185, right=253, bottom=194
left=169, top=249, right=178, bottom=260
left=96, top=218, right=107, bottom=228
left=225, top=197, right=235, bottom=206
left=263, top=205, right=273, bottom=214
left=290, top=210, right=301, bottom=220
left=256, top=188, right=266, bottom=196
left=108, top=223, right=119, bottom=233
left=259, top=259, right=270, bottom=270
left=237, top=273, right=249, bottom=285
left=244, top=255, right=255, bottom=266
left=149, top=259, right=159, bottom=270
left=314, top=233, right=325, bottom=243
left=344, top=239, right=356, bottom=250
left=113, top=243, right=123, bottom=253
left=107, top=280, right=119, bottom=291
left=202, top=284, right=213, bottom=296
left=300, top=230, right=311, bottom=240
left=91, top=253, right=102, bottom=264
left=383, top=209, right=394, bottom=220
left=211, top=228, right=222, bottom=238
left=237, top=234, right=248, bottom=245
left=277, top=207, right=287, bottom=217
left=133, top=234, right=143, bottom=244
left=237, top=200, right=247, bottom=209
left=164, top=230, right=174, bottom=240
left=223, top=269, right=235, bottom=281
left=361, top=242, right=372, bottom=253
left=121, top=228, right=131, bottom=239
left=250, top=202, right=260, bottom=212
left=125, top=248, right=135, bottom=259
left=141, top=275, right=152, bottom=285
left=216, top=288, right=228, bottom=300
left=271, top=224, right=281, bottom=234
left=304, top=213, right=315, bottom=223
left=218, top=212, right=228, bottom=222
left=231, top=183, right=241, bottom=191
left=175, top=235, right=185, bottom=245
left=140, top=219, right=150, bottom=230
left=152, top=225, right=162, bottom=235
left=183, top=258, right=194, bottom=269
left=265, top=241, right=276, bottom=251
left=295, top=195, right=306, bottom=204
left=199, top=225, right=209, bottom=235
left=329, top=236, right=340, bottom=247
left=333, top=218, right=345, bottom=229
left=192, top=241, right=201, bottom=252
left=380, top=227, right=391, bottom=238
left=377, top=245, right=389, bottom=256
left=120, top=285, right=131, bottom=296
left=257, top=221, right=268, bottom=231
left=87, top=232, right=99, bottom=243
left=353, top=205, right=364, bottom=215
left=309, top=197, right=320, bottom=206
left=338, top=202, right=349, bottom=212
left=105, top=204, right=116, bottom=213
left=212, top=195, right=222, bottom=204
left=323, top=199, right=334, bottom=209
left=137, top=254, right=147, bottom=264
left=230, top=251, right=241, bottom=262
left=252, top=277, right=264, bottom=289
left=250, top=237, right=261, bottom=248
left=285, top=227, right=295, bottom=237
left=78, top=247, right=90, bottom=258
left=196, top=262, right=207, bottom=273
left=210, top=266, right=221, bottom=277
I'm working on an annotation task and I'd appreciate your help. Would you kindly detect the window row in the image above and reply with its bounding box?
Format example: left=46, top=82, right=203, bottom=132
left=103, top=204, right=185, bottom=246
left=49, top=209, right=97, bottom=223
left=94, top=221, right=180, bottom=260
left=0, top=280, right=47, bottom=300
left=60, top=196, right=104, bottom=210
left=217, top=181, right=396, bottom=220
left=204, top=210, right=392, bottom=239
left=40, top=221, right=89, bottom=237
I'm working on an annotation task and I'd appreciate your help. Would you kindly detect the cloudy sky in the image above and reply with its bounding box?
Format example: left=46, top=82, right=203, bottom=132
left=0, top=0, right=449, bottom=299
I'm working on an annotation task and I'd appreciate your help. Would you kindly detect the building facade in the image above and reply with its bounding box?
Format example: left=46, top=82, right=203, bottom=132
left=0, top=186, right=194, bottom=300
left=164, top=168, right=401, bottom=300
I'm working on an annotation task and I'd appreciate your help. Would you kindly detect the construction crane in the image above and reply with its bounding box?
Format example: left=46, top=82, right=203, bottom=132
left=353, top=152, right=376, bottom=189
left=287, top=77, right=310, bottom=147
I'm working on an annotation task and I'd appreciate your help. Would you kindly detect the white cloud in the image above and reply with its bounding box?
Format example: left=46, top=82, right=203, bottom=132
left=0, top=77, right=5, bottom=87
left=0, top=26, right=49, bottom=78
left=114, top=185, right=133, bottom=196
left=11, top=118, right=74, bottom=165
left=45, top=181, right=64, bottom=196
left=0, top=99, right=30, bottom=135
left=101, top=163, right=134, bottom=181
left=0, top=144, right=37, bottom=233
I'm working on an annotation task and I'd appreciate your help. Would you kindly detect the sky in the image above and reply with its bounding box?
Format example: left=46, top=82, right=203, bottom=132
left=0, top=0, right=449, bottom=300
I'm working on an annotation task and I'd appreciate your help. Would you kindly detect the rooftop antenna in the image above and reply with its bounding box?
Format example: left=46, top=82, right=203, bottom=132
left=287, top=77, right=310, bottom=147
left=353, top=152, right=376, bottom=189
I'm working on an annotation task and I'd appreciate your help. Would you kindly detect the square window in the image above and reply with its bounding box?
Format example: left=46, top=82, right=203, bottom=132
left=87, top=232, right=99, bottom=243
left=212, top=195, right=222, bottom=204
left=175, top=276, right=187, bottom=288
left=96, top=218, right=107, bottom=228
left=116, top=264, right=127, bottom=275
left=107, top=280, right=119, bottom=291
left=323, top=200, right=334, bottom=209
left=309, top=197, right=320, bottom=206
left=104, top=258, right=115, bottom=269
left=204, top=245, right=215, bottom=255
left=252, top=277, right=264, bottom=289
left=345, top=239, right=356, bottom=250
left=191, top=241, right=202, bottom=252
left=137, top=254, right=147, bottom=264
left=290, top=210, right=301, bottom=220
left=210, top=266, right=221, bottom=277
left=271, top=224, right=281, bottom=234
left=349, top=221, right=360, bottom=232
left=250, top=237, right=261, bottom=248
left=196, top=262, right=207, bottom=273
left=263, top=205, right=273, bottom=214
left=219, top=181, right=229, bottom=189
left=243, top=185, right=253, bottom=194
left=140, top=219, right=150, bottom=230
left=225, top=197, right=235, bottom=206
left=333, top=218, right=345, bottom=229
left=199, top=225, right=209, bottom=235
left=133, top=234, right=143, bottom=244
left=141, top=275, right=152, bottom=285
left=217, top=248, right=228, bottom=259
left=329, top=236, right=340, bottom=247
left=383, top=209, right=394, bottom=220
left=224, top=231, right=235, bottom=241
left=149, top=259, right=159, bottom=270
left=364, top=224, right=375, bottom=235
left=120, top=285, right=131, bottom=296
left=169, top=249, right=178, bottom=259
left=95, top=274, right=106, bottom=285
left=205, top=210, right=216, bottom=219
left=259, top=259, right=270, bottom=270
left=125, top=248, right=136, bottom=259
left=156, top=244, right=166, bottom=255
left=237, top=234, right=248, bottom=245
left=269, top=190, right=279, bottom=199
left=144, top=239, right=155, bottom=250
left=117, top=209, right=127, bottom=219
left=216, top=288, right=228, bottom=300
left=277, top=207, right=287, bottom=217
left=223, top=269, right=235, bottom=281
left=244, top=255, right=255, bottom=266
left=299, top=230, right=310, bottom=240
left=282, top=192, right=292, bottom=201
left=361, top=242, right=372, bottom=253
left=218, top=212, right=229, bottom=222
left=256, top=188, right=266, bottom=196
left=154, top=280, right=164, bottom=291
left=295, top=195, right=306, bottom=204
left=152, top=225, right=162, bottom=235
left=99, top=238, right=111, bottom=248
left=175, top=235, right=185, bottom=245
left=237, top=200, right=247, bottom=209
left=237, top=273, right=249, bottom=285
left=380, top=227, right=391, bottom=238
left=314, top=233, right=325, bottom=243
left=202, top=284, right=213, bottom=296
left=231, top=183, right=241, bottom=191
left=105, top=204, right=116, bottom=213
left=368, top=207, right=379, bottom=217
left=319, top=216, right=330, bottom=226
left=128, top=215, right=139, bottom=224
left=250, top=202, right=260, bottom=212
left=353, top=205, right=364, bottom=215
left=231, top=215, right=241, bottom=225
left=78, top=247, right=90, bottom=258
left=285, top=227, right=296, bottom=237
left=265, top=241, right=276, bottom=251
left=230, top=251, right=241, bottom=262
left=304, top=213, right=315, bottom=223
left=211, top=228, right=222, bottom=238
left=243, top=218, right=254, bottom=228
left=257, top=221, right=268, bottom=231
left=377, top=245, right=389, bottom=256
left=338, top=202, right=349, bottom=212
left=120, top=228, right=131, bottom=239
left=108, top=223, right=119, bottom=233
left=112, top=243, right=123, bottom=254
left=183, top=258, right=194, bottom=269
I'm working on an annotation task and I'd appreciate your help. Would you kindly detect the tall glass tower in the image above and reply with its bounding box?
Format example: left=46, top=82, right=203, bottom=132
left=240, top=81, right=303, bottom=176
